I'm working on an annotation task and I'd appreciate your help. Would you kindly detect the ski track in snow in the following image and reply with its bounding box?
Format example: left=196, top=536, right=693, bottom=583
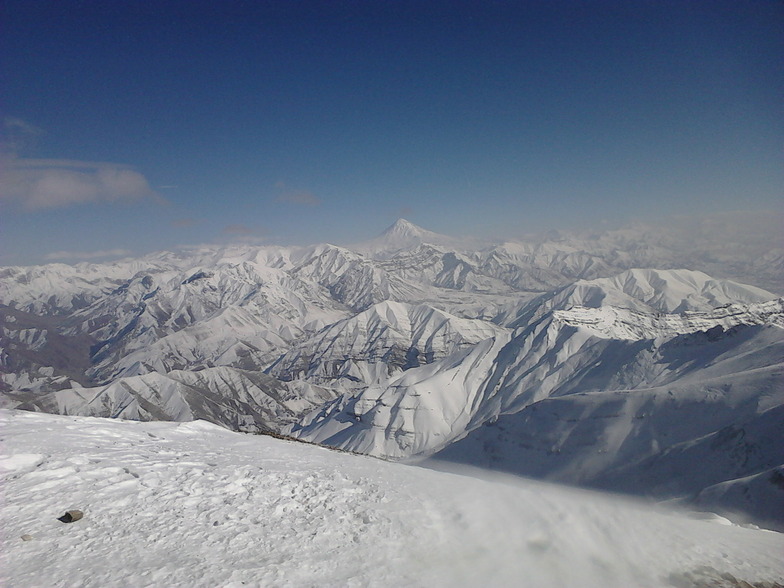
left=2, top=410, right=783, bottom=588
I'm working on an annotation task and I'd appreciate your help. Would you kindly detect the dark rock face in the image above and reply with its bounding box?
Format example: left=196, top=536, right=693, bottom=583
left=57, top=510, right=84, bottom=523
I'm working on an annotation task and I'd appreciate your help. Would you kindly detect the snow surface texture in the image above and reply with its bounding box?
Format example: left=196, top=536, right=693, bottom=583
left=2, top=409, right=783, bottom=588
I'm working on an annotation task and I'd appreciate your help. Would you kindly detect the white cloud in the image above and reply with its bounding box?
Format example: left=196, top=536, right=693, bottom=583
left=43, top=249, right=133, bottom=261
left=2, top=117, right=44, bottom=154
left=0, top=157, right=160, bottom=211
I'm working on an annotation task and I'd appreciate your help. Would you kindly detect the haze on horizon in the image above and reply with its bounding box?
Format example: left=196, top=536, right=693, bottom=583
left=1, top=1, right=782, bottom=266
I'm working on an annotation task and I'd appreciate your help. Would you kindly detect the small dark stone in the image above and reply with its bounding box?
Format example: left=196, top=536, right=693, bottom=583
left=57, top=510, right=84, bottom=523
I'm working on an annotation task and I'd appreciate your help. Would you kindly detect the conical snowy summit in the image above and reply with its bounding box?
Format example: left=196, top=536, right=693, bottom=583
left=352, top=218, right=465, bottom=258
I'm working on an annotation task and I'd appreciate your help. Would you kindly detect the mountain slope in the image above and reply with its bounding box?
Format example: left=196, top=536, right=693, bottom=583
left=507, top=268, right=777, bottom=329
left=13, top=366, right=335, bottom=433
left=288, top=286, right=784, bottom=525
left=435, top=329, right=784, bottom=528
left=3, top=409, right=783, bottom=588
left=290, top=296, right=783, bottom=458
left=267, top=300, right=506, bottom=390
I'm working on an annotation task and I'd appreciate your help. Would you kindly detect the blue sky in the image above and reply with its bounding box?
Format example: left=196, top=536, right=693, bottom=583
left=1, top=0, right=782, bottom=265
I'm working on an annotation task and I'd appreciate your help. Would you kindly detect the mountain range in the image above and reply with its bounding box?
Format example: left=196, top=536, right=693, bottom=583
left=1, top=214, right=782, bottom=528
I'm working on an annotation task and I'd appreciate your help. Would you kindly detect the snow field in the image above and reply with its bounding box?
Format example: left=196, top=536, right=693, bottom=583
left=2, top=410, right=783, bottom=588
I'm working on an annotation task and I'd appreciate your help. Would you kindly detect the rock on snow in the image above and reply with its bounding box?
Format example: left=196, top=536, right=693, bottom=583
left=2, top=409, right=782, bottom=588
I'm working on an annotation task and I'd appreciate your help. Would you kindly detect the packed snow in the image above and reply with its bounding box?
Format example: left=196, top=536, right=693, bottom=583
left=2, top=409, right=783, bottom=588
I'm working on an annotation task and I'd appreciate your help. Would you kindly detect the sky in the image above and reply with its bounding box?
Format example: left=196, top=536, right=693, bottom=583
left=1, top=0, right=782, bottom=266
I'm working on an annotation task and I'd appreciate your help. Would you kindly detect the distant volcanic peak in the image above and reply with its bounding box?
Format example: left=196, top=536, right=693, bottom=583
left=354, top=218, right=460, bottom=258
left=379, top=218, right=446, bottom=243
left=382, top=218, right=427, bottom=238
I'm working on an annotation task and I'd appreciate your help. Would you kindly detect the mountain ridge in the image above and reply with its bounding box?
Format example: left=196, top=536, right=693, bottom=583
left=2, top=216, right=782, bottom=527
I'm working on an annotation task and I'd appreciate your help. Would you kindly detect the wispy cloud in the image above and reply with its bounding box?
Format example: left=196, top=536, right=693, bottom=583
left=274, top=181, right=321, bottom=206
left=2, top=117, right=44, bottom=154
left=0, top=157, right=161, bottom=211
left=44, top=248, right=133, bottom=261
left=0, top=117, right=160, bottom=212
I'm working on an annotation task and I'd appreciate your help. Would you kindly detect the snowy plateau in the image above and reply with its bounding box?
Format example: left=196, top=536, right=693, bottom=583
left=1, top=216, right=784, bottom=586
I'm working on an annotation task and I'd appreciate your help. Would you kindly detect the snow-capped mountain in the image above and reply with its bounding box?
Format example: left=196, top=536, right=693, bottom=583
left=287, top=271, right=783, bottom=527
left=353, top=218, right=468, bottom=259
left=12, top=366, right=334, bottom=433
left=1, top=216, right=783, bottom=528
left=267, top=300, right=506, bottom=391
left=288, top=296, right=783, bottom=458
left=506, top=268, right=778, bottom=329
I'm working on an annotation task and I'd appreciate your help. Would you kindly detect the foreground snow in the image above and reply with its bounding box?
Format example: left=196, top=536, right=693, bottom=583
left=2, top=410, right=782, bottom=588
